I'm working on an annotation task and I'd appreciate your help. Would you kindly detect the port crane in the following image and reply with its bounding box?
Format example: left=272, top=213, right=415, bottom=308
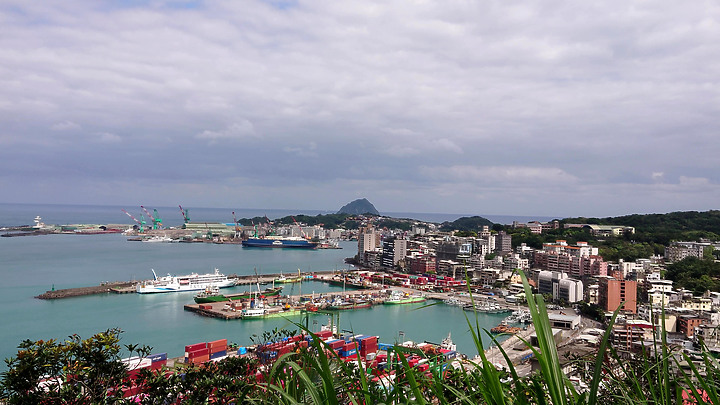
left=232, top=212, right=241, bottom=239
left=291, top=216, right=308, bottom=239
left=178, top=205, right=190, bottom=224
left=140, top=206, right=162, bottom=230
left=121, top=209, right=145, bottom=233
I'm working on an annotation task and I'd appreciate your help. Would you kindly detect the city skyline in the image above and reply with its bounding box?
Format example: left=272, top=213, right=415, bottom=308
left=2, top=1, right=719, bottom=218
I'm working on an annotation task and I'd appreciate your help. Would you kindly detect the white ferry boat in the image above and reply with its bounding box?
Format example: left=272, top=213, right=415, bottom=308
left=136, top=268, right=236, bottom=293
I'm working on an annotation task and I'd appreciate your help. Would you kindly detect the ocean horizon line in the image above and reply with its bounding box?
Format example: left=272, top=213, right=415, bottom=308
left=0, top=202, right=558, bottom=226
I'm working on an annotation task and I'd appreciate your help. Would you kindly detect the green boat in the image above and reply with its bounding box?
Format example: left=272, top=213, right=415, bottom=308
left=383, top=291, right=426, bottom=305
left=194, top=286, right=227, bottom=304
left=274, top=269, right=303, bottom=284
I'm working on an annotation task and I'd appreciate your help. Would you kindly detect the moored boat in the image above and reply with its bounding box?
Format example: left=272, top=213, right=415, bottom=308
left=274, top=270, right=303, bottom=284
left=383, top=290, right=426, bottom=305
left=326, top=296, right=373, bottom=310
left=137, top=268, right=236, bottom=294
left=194, top=286, right=227, bottom=304
left=242, top=236, right=318, bottom=249
left=228, top=286, right=283, bottom=300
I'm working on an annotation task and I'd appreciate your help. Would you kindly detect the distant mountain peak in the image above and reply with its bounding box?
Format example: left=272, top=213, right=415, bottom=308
left=337, top=198, right=380, bottom=215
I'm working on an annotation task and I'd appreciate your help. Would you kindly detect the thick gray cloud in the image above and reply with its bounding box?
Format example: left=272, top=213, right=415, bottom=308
left=1, top=0, right=719, bottom=217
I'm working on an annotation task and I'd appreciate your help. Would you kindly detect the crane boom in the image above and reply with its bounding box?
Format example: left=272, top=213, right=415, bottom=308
left=232, top=211, right=240, bottom=233
left=178, top=205, right=190, bottom=223
left=122, top=209, right=145, bottom=233
left=122, top=209, right=141, bottom=225
left=291, top=216, right=307, bottom=239
left=140, top=206, right=155, bottom=229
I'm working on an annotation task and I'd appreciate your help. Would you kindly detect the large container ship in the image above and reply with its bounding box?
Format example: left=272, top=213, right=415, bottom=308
left=136, top=268, right=236, bottom=294
left=241, top=236, right=318, bottom=249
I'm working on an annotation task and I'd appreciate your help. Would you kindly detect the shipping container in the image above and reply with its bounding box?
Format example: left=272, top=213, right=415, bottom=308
left=148, top=353, right=167, bottom=363
left=210, top=351, right=227, bottom=360
left=315, top=330, right=333, bottom=339
left=187, top=347, right=210, bottom=358
left=208, top=339, right=228, bottom=349
left=122, top=357, right=152, bottom=370
left=190, top=354, right=210, bottom=364
left=378, top=343, right=393, bottom=351
left=210, top=345, right=227, bottom=354
left=149, top=360, right=167, bottom=370
left=185, top=342, right=207, bottom=353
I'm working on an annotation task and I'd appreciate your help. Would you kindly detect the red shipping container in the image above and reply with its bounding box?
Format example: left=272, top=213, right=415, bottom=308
left=343, top=342, right=358, bottom=351
left=188, top=347, right=210, bottom=358
left=328, top=340, right=344, bottom=350
left=185, top=342, right=207, bottom=353
left=299, top=340, right=309, bottom=349
left=417, top=363, right=429, bottom=372
left=149, top=360, right=167, bottom=370
left=123, top=385, right=141, bottom=398
left=316, top=330, right=333, bottom=339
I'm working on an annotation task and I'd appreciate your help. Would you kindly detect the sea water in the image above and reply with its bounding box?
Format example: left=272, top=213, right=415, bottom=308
left=0, top=204, right=513, bottom=370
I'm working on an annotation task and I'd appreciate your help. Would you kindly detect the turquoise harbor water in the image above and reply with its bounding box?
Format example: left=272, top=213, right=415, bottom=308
left=0, top=204, right=515, bottom=370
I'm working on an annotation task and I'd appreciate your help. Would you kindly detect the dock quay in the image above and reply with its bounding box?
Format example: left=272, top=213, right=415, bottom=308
left=184, top=289, right=388, bottom=320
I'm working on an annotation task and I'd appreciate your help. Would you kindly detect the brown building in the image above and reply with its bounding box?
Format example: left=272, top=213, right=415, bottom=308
left=408, top=255, right=436, bottom=274
left=599, top=277, right=637, bottom=314
left=678, top=315, right=703, bottom=337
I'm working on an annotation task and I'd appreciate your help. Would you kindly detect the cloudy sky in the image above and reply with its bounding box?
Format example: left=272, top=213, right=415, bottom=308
left=1, top=0, right=719, bottom=218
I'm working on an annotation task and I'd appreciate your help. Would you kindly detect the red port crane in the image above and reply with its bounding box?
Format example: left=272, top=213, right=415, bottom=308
left=178, top=205, right=190, bottom=224
left=121, top=209, right=144, bottom=233
left=140, top=206, right=162, bottom=230
left=232, top=211, right=241, bottom=237
left=291, top=216, right=308, bottom=239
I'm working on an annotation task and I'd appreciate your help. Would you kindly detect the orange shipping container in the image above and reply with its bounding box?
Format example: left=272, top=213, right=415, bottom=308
left=208, top=339, right=228, bottom=349
left=210, top=345, right=227, bottom=354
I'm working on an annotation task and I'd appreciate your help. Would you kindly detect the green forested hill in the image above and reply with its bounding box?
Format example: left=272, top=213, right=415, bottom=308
left=439, top=216, right=494, bottom=232
left=562, top=210, right=720, bottom=245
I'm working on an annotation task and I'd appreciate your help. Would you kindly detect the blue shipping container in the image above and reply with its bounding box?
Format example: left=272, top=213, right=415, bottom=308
left=340, top=349, right=357, bottom=357
left=210, top=351, right=227, bottom=360
left=378, top=343, right=393, bottom=351
left=148, top=353, right=167, bottom=363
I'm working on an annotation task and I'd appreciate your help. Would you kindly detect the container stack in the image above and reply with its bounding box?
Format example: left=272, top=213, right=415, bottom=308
left=208, top=339, right=228, bottom=361
left=121, top=354, right=167, bottom=398
left=185, top=342, right=210, bottom=364
left=340, top=341, right=358, bottom=358
left=356, top=335, right=379, bottom=358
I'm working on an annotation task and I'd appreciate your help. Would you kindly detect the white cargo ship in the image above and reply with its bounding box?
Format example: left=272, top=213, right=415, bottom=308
left=136, top=268, right=236, bottom=293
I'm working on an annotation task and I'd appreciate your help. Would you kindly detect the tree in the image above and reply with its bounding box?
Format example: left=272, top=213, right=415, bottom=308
left=1, top=328, right=149, bottom=404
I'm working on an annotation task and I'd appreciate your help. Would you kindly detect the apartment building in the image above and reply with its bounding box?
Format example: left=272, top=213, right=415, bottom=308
left=599, top=275, right=638, bottom=314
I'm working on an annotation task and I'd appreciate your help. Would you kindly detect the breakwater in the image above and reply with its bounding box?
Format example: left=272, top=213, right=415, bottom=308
left=33, top=270, right=348, bottom=300
left=35, top=282, right=136, bottom=299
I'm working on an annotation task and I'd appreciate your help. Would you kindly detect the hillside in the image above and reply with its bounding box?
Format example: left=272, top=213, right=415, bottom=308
left=439, top=216, right=494, bottom=232
left=337, top=198, right=380, bottom=215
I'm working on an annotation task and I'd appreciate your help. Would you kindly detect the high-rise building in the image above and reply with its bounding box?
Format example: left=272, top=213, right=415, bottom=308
left=599, top=276, right=637, bottom=314
left=537, top=270, right=584, bottom=303
left=495, top=231, right=512, bottom=254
